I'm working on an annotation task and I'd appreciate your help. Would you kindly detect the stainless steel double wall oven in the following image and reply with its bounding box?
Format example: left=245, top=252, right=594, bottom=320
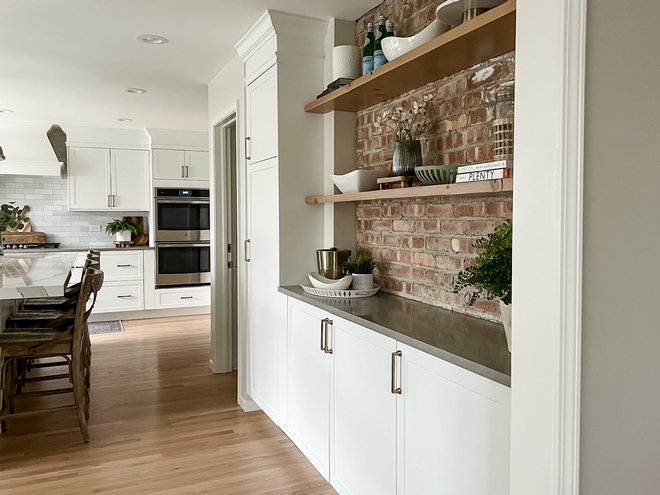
left=155, top=188, right=211, bottom=287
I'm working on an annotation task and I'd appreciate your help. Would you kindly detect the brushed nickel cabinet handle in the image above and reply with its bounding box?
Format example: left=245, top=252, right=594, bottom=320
left=391, top=351, right=402, bottom=394
left=245, top=137, right=251, bottom=160
left=112, top=195, right=116, bottom=207
left=324, top=320, right=333, bottom=354
left=117, top=295, right=132, bottom=299
left=244, top=239, right=250, bottom=262
left=180, top=296, right=194, bottom=300
left=320, top=318, right=329, bottom=352
left=116, top=264, right=132, bottom=267
left=186, top=165, right=190, bottom=178
left=181, top=165, right=185, bottom=178
left=108, top=195, right=112, bottom=208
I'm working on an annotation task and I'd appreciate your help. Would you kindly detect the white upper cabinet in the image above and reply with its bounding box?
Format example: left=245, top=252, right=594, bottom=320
left=153, top=149, right=209, bottom=181
left=246, top=66, right=278, bottom=164
left=153, top=149, right=185, bottom=180
left=68, top=147, right=148, bottom=211
left=111, top=149, right=149, bottom=211
left=68, top=147, right=111, bottom=210
left=185, top=151, right=210, bottom=180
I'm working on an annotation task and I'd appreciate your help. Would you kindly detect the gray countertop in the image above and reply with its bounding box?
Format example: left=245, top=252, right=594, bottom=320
left=279, top=286, right=511, bottom=387
left=3, top=246, right=155, bottom=253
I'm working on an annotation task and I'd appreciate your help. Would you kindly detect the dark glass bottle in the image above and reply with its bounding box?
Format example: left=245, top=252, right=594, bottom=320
left=362, top=23, right=375, bottom=75
left=374, top=16, right=388, bottom=68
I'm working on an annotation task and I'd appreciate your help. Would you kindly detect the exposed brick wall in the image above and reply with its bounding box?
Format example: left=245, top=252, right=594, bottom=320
left=354, top=3, right=514, bottom=321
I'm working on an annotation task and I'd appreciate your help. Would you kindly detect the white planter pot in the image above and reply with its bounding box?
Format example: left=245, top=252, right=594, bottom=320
left=499, top=300, right=512, bottom=353
left=351, top=273, right=374, bottom=290
left=116, top=230, right=132, bottom=243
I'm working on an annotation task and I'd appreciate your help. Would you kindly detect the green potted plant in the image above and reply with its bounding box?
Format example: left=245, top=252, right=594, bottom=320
left=344, top=250, right=377, bottom=290
left=0, top=203, right=30, bottom=255
left=453, top=219, right=512, bottom=352
left=105, top=218, right=142, bottom=243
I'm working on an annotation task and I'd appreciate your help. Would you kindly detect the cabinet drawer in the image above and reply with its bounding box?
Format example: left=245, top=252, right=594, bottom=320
left=155, top=287, right=210, bottom=309
left=100, top=251, right=143, bottom=281
left=95, top=281, right=144, bottom=313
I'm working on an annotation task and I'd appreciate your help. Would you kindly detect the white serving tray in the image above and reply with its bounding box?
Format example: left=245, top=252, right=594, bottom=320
left=300, top=283, right=380, bottom=299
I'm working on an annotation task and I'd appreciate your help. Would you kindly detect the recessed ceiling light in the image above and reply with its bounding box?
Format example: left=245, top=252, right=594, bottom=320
left=123, top=88, right=147, bottom=94
left=0, top=109, right=14, bottom=114
left=117, top=118, right=133, bottom=122
left=136, top=34, right=169, bottom=45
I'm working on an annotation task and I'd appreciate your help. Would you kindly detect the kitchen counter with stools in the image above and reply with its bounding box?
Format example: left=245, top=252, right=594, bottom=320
left=0, top=252, right=78, bottom=300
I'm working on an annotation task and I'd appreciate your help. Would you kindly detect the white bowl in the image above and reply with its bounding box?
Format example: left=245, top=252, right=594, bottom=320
left=330, top=170, right=390, bottom=194
left=381, top=19, right=450, bottom=62
left=308, top=272, right=353, bottom=290
left=436, top=0, right=506, bottom=27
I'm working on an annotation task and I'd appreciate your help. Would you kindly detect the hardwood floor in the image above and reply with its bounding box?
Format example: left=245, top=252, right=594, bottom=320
left=0, top=315, right=337, bottom=495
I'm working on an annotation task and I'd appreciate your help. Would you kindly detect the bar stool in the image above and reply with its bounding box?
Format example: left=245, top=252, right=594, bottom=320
left=0, top=267, right=104, bottom=442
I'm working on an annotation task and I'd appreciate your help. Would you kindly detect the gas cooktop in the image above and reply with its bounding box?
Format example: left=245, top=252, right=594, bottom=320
left=3, top=243, right=61, bottom=250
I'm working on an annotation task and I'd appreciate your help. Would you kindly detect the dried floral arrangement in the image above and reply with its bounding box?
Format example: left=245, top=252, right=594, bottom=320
left=373, top=94, right=435, bottom=141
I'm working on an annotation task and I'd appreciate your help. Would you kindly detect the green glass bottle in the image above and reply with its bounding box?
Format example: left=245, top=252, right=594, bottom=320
left=374, top=16, right=388, bottom=69
left=387, top=21, right=395, bottom=37
left=362, top=23, right=375, bottom=75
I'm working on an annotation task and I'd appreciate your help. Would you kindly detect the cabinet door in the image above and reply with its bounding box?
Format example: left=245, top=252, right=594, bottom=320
left=68, top=147, right=111, bottom=210
left=288, top=299, right=331, bottom=480
left=185, top=151, right=210, bottom=181
left=153, top=149, right=185, bottom=180
left=331, top=318, right=397, bottom=495
left=111, top=149, right=150, bottom=210
left=247, top=157, right=280, bottom=421
left=396, top=342, right=511, bottom=495
left=246, top=66, right=278, bottom=164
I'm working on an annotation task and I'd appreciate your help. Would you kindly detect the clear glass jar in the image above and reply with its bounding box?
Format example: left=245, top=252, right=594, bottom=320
left=495, top=87, right=515, bottom=119
left=493, top=87, right=515, bottom=160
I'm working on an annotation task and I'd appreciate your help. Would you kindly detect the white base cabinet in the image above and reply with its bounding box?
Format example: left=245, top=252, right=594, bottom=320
left=286, top=297, right=511, bottom=495
left=396, top=343, right=511, bottom=495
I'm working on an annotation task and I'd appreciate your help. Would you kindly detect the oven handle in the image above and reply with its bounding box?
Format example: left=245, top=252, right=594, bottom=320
left=156, top=243, right=211, bottom=249
left=155, top=199, right=210, bottom=204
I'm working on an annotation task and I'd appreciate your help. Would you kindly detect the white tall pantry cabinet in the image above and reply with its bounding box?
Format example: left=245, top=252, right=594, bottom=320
left=235, top=11, right=328, bottom=427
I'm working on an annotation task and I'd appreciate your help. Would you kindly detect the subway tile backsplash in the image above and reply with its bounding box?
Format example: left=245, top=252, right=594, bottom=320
left=0, top=176, right=148, bottom=248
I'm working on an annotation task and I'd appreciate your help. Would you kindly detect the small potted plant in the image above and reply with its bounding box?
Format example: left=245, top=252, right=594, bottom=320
left=453, top=220, right=512, bottom=352
left=105, top=218, right=142, bottom=243
left=0, top=203, right=30, bottom=255
left=344, top=250, right=377, bottom=290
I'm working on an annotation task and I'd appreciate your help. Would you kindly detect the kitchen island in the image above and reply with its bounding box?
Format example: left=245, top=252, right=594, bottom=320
left=0, top=252, right=78, bottom=300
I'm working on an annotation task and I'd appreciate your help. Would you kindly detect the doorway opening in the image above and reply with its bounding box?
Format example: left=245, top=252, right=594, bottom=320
left=211, top=113, right=238, bottom=373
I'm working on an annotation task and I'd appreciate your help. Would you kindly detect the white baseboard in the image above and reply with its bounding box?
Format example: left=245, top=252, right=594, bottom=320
left=238, top=394, right=261, bottom=413
left=89, top=306, right=210, bottom=322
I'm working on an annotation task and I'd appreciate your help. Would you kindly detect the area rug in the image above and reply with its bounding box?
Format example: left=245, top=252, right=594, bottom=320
left=88, top=320, right=124, bottom=335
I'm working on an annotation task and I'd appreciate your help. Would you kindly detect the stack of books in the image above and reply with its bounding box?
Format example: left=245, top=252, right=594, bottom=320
left=317, top=78, right=354, bottom=99
left=455, top=160, right=513, bottom=183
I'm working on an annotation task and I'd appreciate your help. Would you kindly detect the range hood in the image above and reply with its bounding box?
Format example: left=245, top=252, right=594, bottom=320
left=0, top=122, right=65, bottom=177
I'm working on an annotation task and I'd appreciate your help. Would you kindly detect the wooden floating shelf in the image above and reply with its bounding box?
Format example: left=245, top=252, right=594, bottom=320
left=305, top=0, right=516, bottom=114
left=305, top=178, right=513, bottom=204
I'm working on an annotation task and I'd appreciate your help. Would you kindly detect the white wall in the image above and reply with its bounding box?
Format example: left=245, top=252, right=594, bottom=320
left=580, top=1, right=660, bottom=493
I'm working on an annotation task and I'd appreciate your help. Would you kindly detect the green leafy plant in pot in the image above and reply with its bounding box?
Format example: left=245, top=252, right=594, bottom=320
left=453, top=219, right=512, bottom=352
left=0, top=203, right=30, bottom=255
left=105, top=218, right=142, bottom=243
left=344, top=250, right=377, bottom=290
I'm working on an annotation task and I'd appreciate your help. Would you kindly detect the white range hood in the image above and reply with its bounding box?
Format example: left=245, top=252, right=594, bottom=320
left=0, top=122, right=64, bottom=177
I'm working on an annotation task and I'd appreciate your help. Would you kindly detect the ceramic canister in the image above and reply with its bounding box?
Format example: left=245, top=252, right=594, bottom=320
left=332, top=45, right=361, bottom=80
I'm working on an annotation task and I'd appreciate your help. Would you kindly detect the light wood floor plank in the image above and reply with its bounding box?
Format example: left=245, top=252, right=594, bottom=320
left=0, top=315, right=337, bottom=495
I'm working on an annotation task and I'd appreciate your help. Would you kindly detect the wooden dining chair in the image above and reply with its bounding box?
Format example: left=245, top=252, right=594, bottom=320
left=0, top=267, right=104, bottom=442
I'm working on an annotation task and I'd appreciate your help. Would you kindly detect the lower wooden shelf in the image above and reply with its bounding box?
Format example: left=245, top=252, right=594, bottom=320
left=305, top=178, right=513, bottom=204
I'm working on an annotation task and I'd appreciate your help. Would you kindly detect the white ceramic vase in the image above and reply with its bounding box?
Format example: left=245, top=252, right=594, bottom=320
left=351, top=273, right=374, bottom=290
left=116, top=230, right=132, bottom=243
left=499, top=300, right=512, bottom=353
left=332, top=45, right=361, bottom=80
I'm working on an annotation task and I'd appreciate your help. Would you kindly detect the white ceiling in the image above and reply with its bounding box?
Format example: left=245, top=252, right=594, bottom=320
left=0, top=0, right=378, bottom=132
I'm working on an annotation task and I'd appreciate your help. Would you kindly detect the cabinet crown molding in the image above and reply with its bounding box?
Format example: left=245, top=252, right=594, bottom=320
left=235, top=10, right=328, bottom=63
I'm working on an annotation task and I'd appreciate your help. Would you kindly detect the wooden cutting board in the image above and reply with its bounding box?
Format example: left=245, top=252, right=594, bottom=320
left=2, top=231, right=47, bottom=244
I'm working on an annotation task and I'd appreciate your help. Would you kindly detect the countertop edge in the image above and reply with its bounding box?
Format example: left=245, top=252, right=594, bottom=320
left=278, top=286, right=511, bottom=387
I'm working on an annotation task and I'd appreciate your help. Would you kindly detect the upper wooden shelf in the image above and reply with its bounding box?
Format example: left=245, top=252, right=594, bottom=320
left=305, top=0, right=516, bottom=114
left=305, top=178, right=513, bottom=204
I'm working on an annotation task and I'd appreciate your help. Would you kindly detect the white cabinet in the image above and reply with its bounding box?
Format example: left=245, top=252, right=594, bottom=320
left=396, top=343, right=511, bottom=495
left=95, top=251, right=145, bottom=314
left=247, top=157, right=280, bottom=421
left=285, top=297, right=511, bottom=495
left=155, top=286, right=210, bottom=309
left=68, top=147, right=149, bottom=211
left=288, top=300, right=332, bottom=480
left=331, top=318, right=397, bottom=495
left=153, top=149, right=209, bottom=181
left=246, top=66, right=278, bottom=164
